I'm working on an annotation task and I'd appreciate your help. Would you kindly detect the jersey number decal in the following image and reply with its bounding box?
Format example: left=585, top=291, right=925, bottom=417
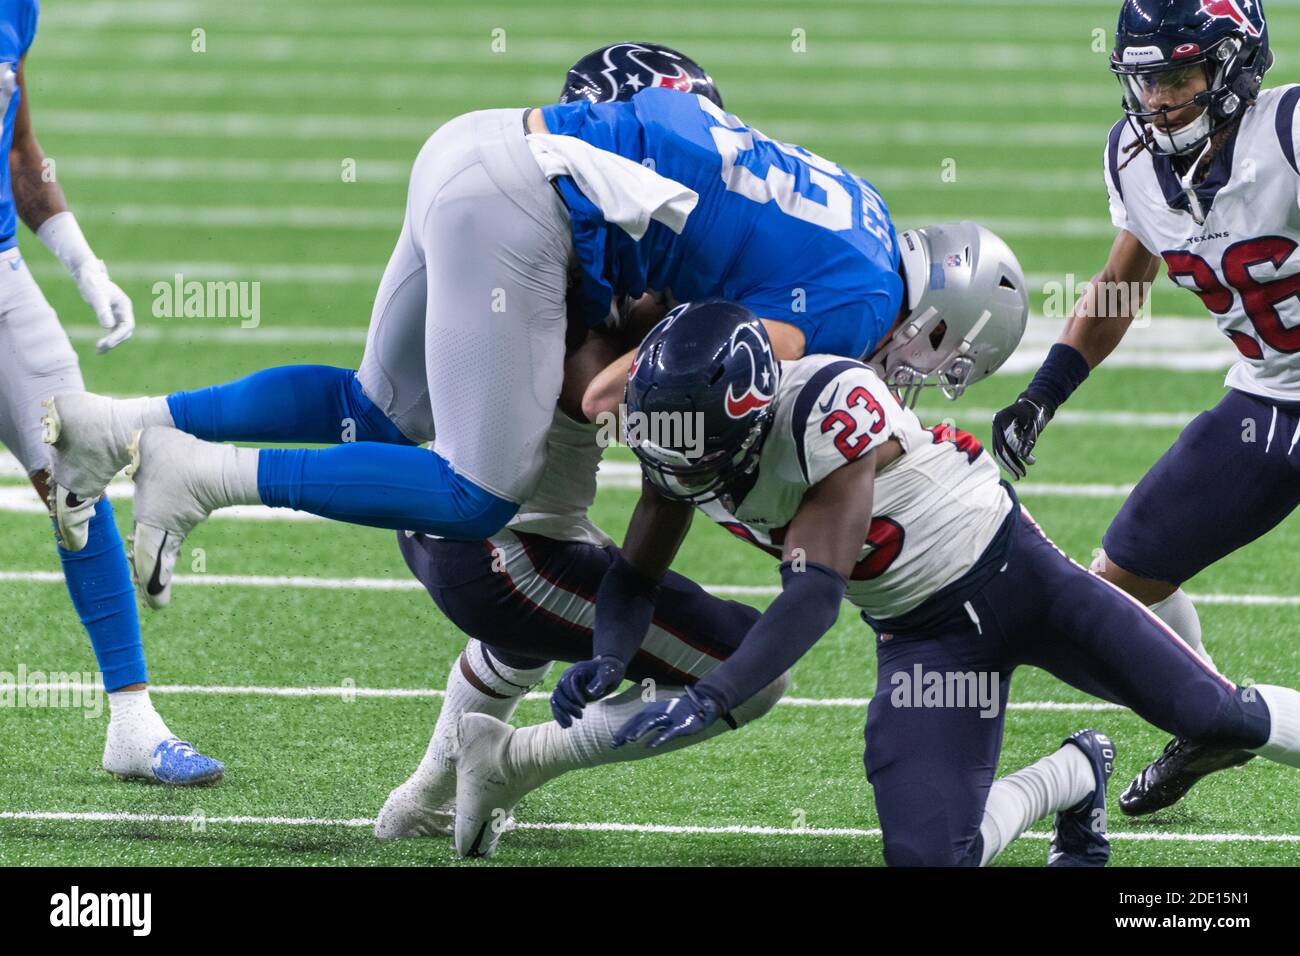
left=698, top=97, right=856, bottom=233
left=1164, top=237, right=1300, bottom=355
left=820, top=386, right=886, bottom=461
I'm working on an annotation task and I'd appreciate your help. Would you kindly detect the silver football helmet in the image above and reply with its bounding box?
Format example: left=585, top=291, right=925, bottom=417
left=871, top=221, right=1029, bottom=408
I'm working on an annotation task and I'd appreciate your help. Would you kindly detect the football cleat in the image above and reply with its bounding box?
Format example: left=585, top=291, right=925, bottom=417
left=374, top=775, right=455, bottom=839
left=453, top=714, right=524, bottom=859
left=41, top=394, right=133, bottom=551
left=105, top=734, right=224, bottom=786
left=1048, top=729, right=1115, bottom=868
left=1119, top=737, right=1256, bottom=817
left=125, top=427, right=215, bottom=610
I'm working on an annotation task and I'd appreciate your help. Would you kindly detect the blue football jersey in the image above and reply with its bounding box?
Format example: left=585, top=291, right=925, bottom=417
left=541, top=88, right=903, bottom=360
left=0, top=0, right=37, bottom=251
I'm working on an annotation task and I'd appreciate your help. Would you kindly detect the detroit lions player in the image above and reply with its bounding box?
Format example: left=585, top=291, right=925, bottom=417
left=547, top=296, right=1300, bottom=867
left=990, top=0, right=1296, bottom=813
left=43, top=62, right=1016, bottom=613
left=0, top=0, right=220, bottom=784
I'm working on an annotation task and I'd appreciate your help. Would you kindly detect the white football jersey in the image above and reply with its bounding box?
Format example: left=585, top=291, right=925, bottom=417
left=697, top=355, right=1012, bottom=621
left=1105, top=85, right=1300, bottom=401
left=504, top=409, right=613, bottom=547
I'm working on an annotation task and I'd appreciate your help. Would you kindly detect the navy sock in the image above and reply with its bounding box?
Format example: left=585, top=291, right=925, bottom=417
left=57, top=499, right=145, bottom=691
left=167, top=365, right=412, bottom=446
left=257, top=442, right=518, bottom=539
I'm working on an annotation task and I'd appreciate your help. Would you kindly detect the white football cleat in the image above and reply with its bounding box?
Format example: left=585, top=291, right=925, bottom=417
left=454, top=714, right=526, bottom=858
left=41, top=394, right=132, bottom=551
left=375, top=774, right=455, bottom=839
left=125, top=427, right=216, bottom=610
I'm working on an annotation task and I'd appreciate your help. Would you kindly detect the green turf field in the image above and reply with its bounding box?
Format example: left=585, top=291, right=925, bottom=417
left=2, top=0, right=1299, bottom=867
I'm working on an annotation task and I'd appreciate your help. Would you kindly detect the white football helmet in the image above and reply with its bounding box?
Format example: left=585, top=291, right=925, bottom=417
left=870, top=221, right=1029, bottom=408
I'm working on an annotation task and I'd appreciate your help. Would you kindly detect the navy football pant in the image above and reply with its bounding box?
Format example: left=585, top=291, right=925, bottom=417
left=866, top=509, right=1270, bottom=867
left=1103, top=389, right=1300, bottom=585
left=398, top=529, right=761, bottom=686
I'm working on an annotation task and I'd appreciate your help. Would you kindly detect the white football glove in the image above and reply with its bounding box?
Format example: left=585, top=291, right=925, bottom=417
left=73, top=258, right=135, bottom=353
left=36, top=211, right=135, bottom=353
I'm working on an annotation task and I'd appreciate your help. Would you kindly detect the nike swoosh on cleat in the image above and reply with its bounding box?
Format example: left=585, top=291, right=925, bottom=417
left=146, top=531, right=170, bottom=596
left=817, top=385, right=840, bottom=414
left=65, top=491, right=85, bottom=508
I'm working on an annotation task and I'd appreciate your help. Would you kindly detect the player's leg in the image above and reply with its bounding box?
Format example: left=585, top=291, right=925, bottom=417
left=389, top=529, right=781, bottom=855
left=1095, top=391, right=1300, bottom=665
left=0, top=251, right=220, bottom=784
left=122, top=110, right=574, bottom=607
left=1012, top=510, right=1300, bottom=812
left=44, top=154, right=435, bottom=550
left=864, top=616, right=1111, bottom=867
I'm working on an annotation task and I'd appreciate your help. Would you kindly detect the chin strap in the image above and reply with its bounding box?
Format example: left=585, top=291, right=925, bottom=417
left=1176, top=135, right=1216, bottom=225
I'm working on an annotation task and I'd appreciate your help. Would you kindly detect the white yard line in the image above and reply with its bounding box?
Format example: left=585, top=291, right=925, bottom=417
left=1, top=810, right=1295, bottom=844
left=5, top=678, right=1125, bottom=713
left=3, top=567, right=1295, bottom=609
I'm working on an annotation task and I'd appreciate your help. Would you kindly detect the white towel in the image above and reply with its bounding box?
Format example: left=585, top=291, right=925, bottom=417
left=526, top=132, right=698, bottom=239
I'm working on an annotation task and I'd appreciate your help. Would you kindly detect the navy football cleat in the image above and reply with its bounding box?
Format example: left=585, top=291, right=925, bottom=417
left=1048, top=729, right=1115, bottom=868
left=148, top=738, right=225, bottom=786
left=1119, top=737, right=1255, bottom=817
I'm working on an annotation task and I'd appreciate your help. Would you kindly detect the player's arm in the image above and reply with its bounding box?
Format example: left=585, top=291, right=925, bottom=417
left=582, top=317, right=806, bottom=419
left=549, top=479, right=694, bottom=726
left=7, top=57, right=134, bottom=353
left=991, top=228, right=1159, bottom=478
left=613, top=450, right=878, bottom=749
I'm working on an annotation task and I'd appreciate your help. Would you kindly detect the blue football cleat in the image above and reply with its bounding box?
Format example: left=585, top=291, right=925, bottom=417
left=149, top=738, right=225, bottom=786
left=1048, top=729, right=1115, bottom=868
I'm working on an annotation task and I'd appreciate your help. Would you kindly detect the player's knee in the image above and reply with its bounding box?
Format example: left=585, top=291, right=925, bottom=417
left=729, top=671, right=790, bottom=728
left=882, top=831, right=973, bottom=868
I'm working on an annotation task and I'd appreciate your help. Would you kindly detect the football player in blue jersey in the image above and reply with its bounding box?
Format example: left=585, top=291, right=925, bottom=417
left=43, top=43, right=1016, bottom=620
left=546, top=299, right=1300, bottom=866
left=0, top=0, right=221, bottom=783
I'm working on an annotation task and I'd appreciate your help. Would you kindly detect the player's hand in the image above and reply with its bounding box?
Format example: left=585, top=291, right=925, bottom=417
left=73, top=260, right=135, bottom=353
left=991, top=392, right=1053, bottom=480
left=550, top=655, right=626, bottom=728
left=612, top=686, right=721, bottom=750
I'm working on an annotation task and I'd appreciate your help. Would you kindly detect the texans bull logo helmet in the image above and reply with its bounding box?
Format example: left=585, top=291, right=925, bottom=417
left=560, top=41, right=724, bottom=108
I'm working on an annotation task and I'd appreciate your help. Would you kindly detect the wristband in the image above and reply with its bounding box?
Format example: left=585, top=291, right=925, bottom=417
left=1026, top=343, right=1091, bottom=411
left=36, top=211, right=97, bottom=275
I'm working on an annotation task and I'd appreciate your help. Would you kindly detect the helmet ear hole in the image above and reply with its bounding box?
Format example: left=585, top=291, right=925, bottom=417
left=999, top=274, right=1018, bottom=290
left=928, top=320, right=947, bottom=351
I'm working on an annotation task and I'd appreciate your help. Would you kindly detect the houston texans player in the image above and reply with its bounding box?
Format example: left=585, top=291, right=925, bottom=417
left=556, top=299, right=1300, bottom=867
left=991, top=0, right=1296, bottom=814
left=374, top=326, right=788, bottom=849
left=43, top=46, right=1016, bottom=614
left=0, top=0, right=220, bottom=784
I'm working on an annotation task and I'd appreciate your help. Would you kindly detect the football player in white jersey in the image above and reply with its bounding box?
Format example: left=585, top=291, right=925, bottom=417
left=0, top=0, right=220, bottom=783
left=374, top=326, right=790, bottom=851
left=554, top=292, right=1300, bottom=867
left=991, top=0, right=1296, bottom=814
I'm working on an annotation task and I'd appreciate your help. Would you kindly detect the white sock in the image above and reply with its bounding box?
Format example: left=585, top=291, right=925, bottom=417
left=506, top=674, right=789, bottom=793
left=116, top=396, right=174, bottom=435
left=1250, top=684, right=1300, bottom=769
left=978, top=742, right=1094, bottom=866
left=411, top=640, right=550, bottom=785
left=107, top=688, right=171, bottom=742
left=192, top=442, right=262, bottom=511
left=1148, top=589, right=1213, bottom=668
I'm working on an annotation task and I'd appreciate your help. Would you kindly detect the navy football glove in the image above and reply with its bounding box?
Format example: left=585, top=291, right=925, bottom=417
left=991, top=392, right=1054, bottom=480
left=612, top=685, right=722, bottom=750
left=550, top=655, right=626, bottom=728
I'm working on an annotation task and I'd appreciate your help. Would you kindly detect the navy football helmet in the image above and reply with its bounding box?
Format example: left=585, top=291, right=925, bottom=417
left=624, top=300, right=776, bottom=506
left=1111, top=0, right=1272, bottom=155
left=560, top=42, right=723, bottom=108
